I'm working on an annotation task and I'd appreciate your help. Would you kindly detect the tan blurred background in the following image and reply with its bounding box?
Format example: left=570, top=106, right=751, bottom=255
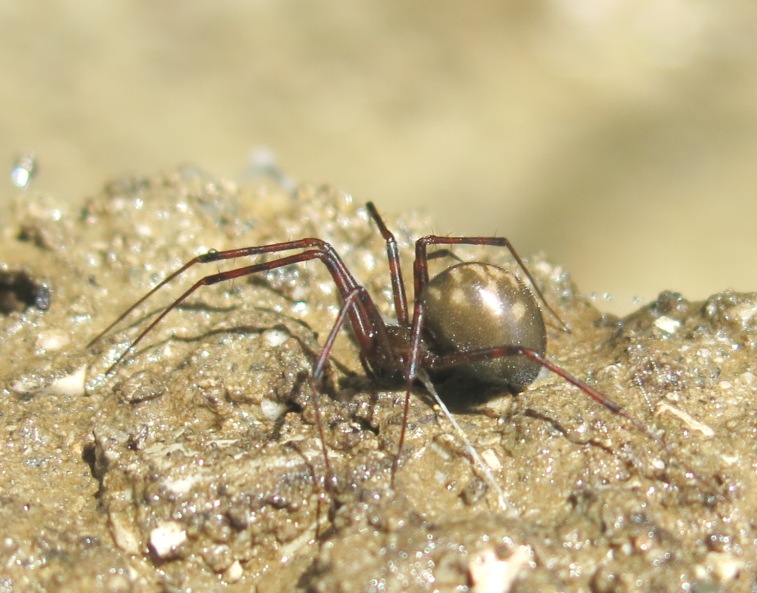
left=2, top=2, right=756, bottom=313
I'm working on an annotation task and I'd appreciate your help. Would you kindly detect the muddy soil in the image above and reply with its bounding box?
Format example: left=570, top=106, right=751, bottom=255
left=0, top=168, right=754, bottom=592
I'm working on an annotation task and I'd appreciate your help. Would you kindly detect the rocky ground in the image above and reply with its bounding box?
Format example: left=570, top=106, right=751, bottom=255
left=1, top=169, right=755, bottom=592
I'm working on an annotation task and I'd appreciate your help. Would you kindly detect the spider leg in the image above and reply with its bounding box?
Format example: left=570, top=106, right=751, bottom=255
left=430, top=345, right=657, bottom=442
left=391, top=290, right=427, bottom=485
left=305, top=287, right=362, bottom=492
left=429, top=344, right=711, bottom=487
left=89, top=239, right=355, bottom=347
left=92, top=240, right=385, bottom=373
left=92, top=235, right=411, bottom=497
left=87, top=239, right=346, bottom=348
left=414, top=235, right=570, bottom=332
left=366, top=202, right=409, bottom=326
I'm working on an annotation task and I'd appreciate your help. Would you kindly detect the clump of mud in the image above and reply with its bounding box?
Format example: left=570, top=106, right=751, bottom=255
left=0, top=167, right=754, bottom=592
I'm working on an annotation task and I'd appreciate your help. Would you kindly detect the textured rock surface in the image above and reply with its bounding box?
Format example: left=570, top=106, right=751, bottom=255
left=1, top=169, right=754, bottom=592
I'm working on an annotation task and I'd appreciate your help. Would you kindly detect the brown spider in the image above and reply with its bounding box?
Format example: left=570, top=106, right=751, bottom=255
left=90, top=201, right=680, bottom=493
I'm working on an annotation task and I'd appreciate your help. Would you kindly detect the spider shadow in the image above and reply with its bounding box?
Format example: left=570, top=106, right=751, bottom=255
left=419, top=372, right=522, bottom=414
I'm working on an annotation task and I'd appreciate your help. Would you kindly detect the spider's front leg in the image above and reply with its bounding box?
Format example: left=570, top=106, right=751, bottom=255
left=90, top=239, right=382, bottom=372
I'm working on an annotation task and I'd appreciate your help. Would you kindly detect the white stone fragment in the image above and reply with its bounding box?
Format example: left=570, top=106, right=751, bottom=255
left=162, top=473, right=200, bottom=496
left=149, top=521, right=187, bottom=559
left=469, top=545, right=532, bottom=593
left=263, top=328, right=290, bottom=348
left=694, top=552, right=744, bottom=583
left=48, top=365, right=87, bottom=396
left=481, top=448, right=502, bottom=472
left=10, top=376, right=41, bottom=394
left=655, top=402, right=715, bottom=437
left=225, top=560, right=244, bottom=583
left=654, top=315, right=680, bottom=333
left=35, top=329, right=70, bottom=352
left=261, top=398, right=288, bottom=421
left=109, top=512, right=140, bottom=555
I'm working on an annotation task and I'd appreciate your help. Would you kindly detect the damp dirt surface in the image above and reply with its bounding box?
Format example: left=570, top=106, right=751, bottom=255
left=1, top=168, right=755, bottom=592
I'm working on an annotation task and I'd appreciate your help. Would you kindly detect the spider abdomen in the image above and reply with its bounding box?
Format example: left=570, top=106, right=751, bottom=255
left=422, top=262, right=546, bottom=391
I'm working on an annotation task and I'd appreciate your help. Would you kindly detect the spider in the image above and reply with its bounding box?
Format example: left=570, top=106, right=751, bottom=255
left=90, top=201, right=679, bottom=495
